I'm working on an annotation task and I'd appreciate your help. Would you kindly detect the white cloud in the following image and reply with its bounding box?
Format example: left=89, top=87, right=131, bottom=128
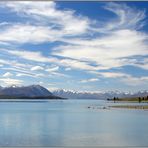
left=137, top=63, right=148, bottom=70
left=99, top=72, right=129, bottom=78
left=5, top=49, right=57, bottom=63
left=0, top=24, right=66, bottom=44
left=121, top=75, right=148, bottom=86
left=51, top=72, right=70, bottom=78
left=3, top=72, right=13, bottom=77
left=46, top=66, right=59, bottom=72
left=0, top=2, right=90, bottom=45
left=53, top=29, right=148, bottom=70
left=39, top=81, right=44, bottom=84
left=16, top=73, right=32, bottom=77
left=49, top=3, right=148, bottom=72
left=80, top=78, right=99, bottom=83
left=130, top=58, right=148, bottom=70
left=2, top=67, right=46, bottom=79
left=0, top=57, right=33, bottom=71
left=89, top=71, right=148, bottom=86
left=65, top=67, right=71, bottom=71
left=0, top=55, right=46, bottom=78
left=2, top=49, right=97, bottom=71
left=0, top=59, right=11, bottom=65
left=103, top=2, right=145, bottom=31
left=59, top=59, right=97, bottom=71
left=45, top=66, right=70, bottom=77
left=31, top=66, right=44, bottom=71
left=0, top=78, right=23, bottom=85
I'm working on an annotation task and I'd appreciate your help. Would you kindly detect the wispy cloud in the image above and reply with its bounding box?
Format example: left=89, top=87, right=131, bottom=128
left=2, top=67, right=36, bottom=77
left=5, top=49, right=57, bottom=63
left=0, top=78, right=23, bottom=85
left=121, top=75, right=148, bottom=86
left=0, top=2, right=90, bottom=45
left=46, top=66, right=59, bottom=72
left=50, top=2, right=148, bottom=80
left=103, top=2, right=146, bottom=31
left=98, top=72, right=129, bottom=78
left=80, top=78, right=99, bottom=83
left=3, top=72, right=13, bottom=77
left=0, top=24, right=61, bottom=44
left=52, top=30, right=148, bottom=71
left=31, top=66, right=44, bottom=71
left=2, top=48, right=97, bottom=71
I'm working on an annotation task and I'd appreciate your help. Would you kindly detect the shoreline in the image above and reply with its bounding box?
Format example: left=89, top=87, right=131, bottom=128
left=109, top=105, right=148, bottom=110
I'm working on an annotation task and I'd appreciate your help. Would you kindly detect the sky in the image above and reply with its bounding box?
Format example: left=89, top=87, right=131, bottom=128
left=0, top=1, right=148, bottom=92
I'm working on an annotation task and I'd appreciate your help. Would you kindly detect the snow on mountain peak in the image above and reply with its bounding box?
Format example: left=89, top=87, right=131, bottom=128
left=52, top=89, right=148, bottom=100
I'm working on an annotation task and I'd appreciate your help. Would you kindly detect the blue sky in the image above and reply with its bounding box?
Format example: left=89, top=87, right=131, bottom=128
left=0, top=1, right=148, bottom=92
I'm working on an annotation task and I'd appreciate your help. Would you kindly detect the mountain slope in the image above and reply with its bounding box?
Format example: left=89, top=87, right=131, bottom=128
left=0, top=85, right=52, bottom=97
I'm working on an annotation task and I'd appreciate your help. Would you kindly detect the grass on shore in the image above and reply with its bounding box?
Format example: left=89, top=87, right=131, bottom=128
left=107, top=96, right=148, bottom=103
left=107, top=96, right=148, bottom=110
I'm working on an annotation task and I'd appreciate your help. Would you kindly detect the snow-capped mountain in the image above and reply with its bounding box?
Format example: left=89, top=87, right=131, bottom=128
left=52, top=89, right=148, bottom=100
left=0, top=85, right=52, bottom=97
left=0, top=85, right=147, bottom=100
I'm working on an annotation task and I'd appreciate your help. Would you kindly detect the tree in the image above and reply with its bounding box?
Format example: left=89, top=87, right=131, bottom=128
left=138, top=97, right=141, bottom=103
left=113, top=97, right=116, bottom=103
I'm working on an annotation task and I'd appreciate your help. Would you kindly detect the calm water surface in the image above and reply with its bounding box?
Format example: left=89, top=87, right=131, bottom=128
left=0, top=99, right=147, bottom=146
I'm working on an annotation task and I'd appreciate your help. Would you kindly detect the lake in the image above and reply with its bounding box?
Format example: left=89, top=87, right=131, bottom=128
left=0, top=99, right=147, bottom=147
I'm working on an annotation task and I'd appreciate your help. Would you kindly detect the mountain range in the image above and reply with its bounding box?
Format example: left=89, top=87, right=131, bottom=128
left=0, top=85, right=147, bottom=100
left=52, top=89, right=148, bottom=100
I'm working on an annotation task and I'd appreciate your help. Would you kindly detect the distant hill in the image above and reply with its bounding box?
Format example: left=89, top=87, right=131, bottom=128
left=52, top=89, right=148, bottom=100
left=0, top=85, right=65, bottom=100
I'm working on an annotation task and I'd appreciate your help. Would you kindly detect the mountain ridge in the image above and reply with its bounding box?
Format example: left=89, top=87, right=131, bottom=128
left=52, top=89, right=148, bottom=100
left=0, top=85, right=147, bottom=100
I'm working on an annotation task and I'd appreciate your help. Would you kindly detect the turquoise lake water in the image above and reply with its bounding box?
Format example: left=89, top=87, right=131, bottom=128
left=0, top=100, right=147, bottom=146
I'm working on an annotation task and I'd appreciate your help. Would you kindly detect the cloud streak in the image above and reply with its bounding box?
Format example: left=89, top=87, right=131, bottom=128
left=80, top=78, right=99, bottom=83
left=0, top=78, right=23, bottom=85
